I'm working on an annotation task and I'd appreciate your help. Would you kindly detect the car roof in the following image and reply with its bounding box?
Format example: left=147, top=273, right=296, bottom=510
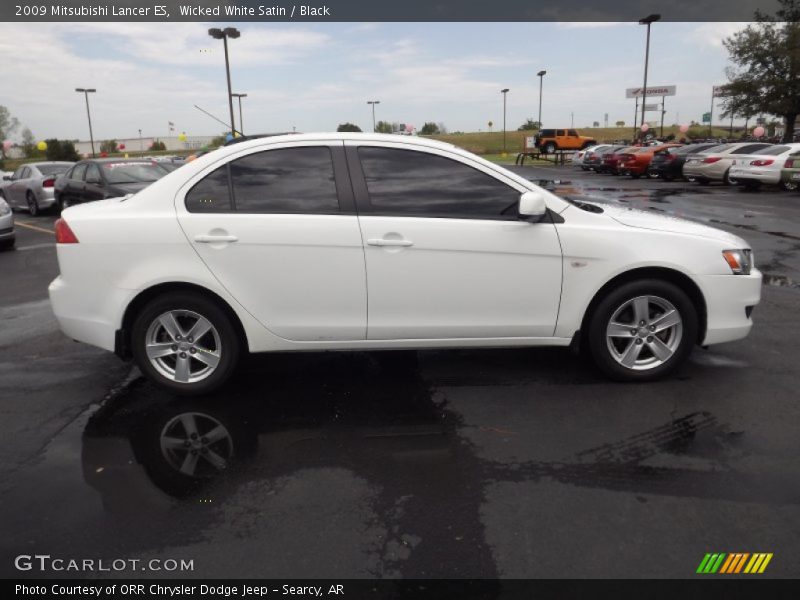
left=78, top=158, right=160, bottom=164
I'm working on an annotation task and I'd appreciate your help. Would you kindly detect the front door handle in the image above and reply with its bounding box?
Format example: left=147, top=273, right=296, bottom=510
left=194, top=234, right=238, bottom=243
left=367, top=238, right=414, bottom=247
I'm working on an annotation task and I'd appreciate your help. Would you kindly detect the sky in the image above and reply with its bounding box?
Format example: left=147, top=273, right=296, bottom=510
left=0, top=21, right=750, bottom=142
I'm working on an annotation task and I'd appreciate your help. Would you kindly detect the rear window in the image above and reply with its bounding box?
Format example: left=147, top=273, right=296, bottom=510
left=38, top=164, right=71, bottom=176
left=703, top=144, right=731, bottom=154
left=540, top=130, right=555, bottom=137
left=751, top=145, right=791, bottom=156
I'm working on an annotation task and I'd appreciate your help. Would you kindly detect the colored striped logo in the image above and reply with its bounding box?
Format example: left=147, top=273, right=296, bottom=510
left=696, top=553, right=773, bottom=574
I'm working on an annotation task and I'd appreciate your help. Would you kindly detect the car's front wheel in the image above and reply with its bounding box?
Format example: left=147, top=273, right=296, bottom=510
left=588, top=279, right=698, bottom=381
left=26, top=191, right=39, bottom=216
left=131, top=292, right=240, bottom=395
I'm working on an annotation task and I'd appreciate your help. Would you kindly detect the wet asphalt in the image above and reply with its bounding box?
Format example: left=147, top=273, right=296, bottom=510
left=1, top=167, right=798, bottom=579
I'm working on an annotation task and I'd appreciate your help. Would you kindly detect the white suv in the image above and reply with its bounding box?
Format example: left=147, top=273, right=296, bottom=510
left=49, top=134, right=761, bottom=394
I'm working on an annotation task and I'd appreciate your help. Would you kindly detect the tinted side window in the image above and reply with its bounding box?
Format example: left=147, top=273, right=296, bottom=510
left=20, top=167, right=30, bottom=179
left=185, top=165, right=232, bottom=213
left=732, top=144, right=771, bottom=154
left=72, top=164, right=87, bottom=181
left=230, top=147, right=339, bottom=214
left=568, top=129, right=578, bottom=136
left=357, top=147, right=520, bottom=219
left=540, top=129, right=555, bottom=137
left=85, top=164, right=102, bottom=183
left=556, top=129, right=566, bottom=137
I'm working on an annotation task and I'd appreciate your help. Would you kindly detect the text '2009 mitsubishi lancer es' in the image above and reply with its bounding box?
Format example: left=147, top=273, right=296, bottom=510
left=48, top=133, right=761, bottom=394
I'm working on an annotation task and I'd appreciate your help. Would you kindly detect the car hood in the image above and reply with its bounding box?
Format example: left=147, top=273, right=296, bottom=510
left=602, top=204, right=747, bottom=246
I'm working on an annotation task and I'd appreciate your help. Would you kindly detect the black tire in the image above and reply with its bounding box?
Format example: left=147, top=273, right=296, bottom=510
left=0, top=237, right=15, bottom=251
left=59, top=195, right=72, bottom=211
left=697, top=178, right=710, bottom=185
left=26, top=191, right=39, bottom=217
left=630, top=173, right=641, bottom=179
left=722, top=169, right=732, bottom=186
left=587, top=279, right=698, bottom=382
left=779, top=180, right=798, bottom=192
left=543, top=142, right=556, bottom=154
left=131, top=291, right=241, bottom=395
left=663, top=174, right=675, bottom=182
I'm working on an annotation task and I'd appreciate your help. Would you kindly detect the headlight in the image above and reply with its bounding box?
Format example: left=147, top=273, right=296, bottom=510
left=722, top=249, right=753, bottom=275
left=0, top=198, right=10, bottom=216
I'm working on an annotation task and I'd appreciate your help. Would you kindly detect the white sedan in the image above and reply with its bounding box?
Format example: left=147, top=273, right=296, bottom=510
left=729, top=142, right=800, bottom=189
left=49, top=133, right=761, bottom=394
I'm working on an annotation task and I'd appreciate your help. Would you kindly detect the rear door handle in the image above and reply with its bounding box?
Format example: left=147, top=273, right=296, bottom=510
left=367, top=238, right=413, bottom=247
left=194, top=234, right=238, bottom=243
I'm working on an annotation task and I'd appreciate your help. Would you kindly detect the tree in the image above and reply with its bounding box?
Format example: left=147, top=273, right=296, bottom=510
left=337, top=122, right=362, bottom=132
left=375, top=120, right=393, bottom=134
left=419, top=122, right=440, bottom=135
left=21, top=127, right=36, bottom=158
left=615, top=121, right=625, bottom=127
left=517, top=119, right=540, bottom=131
left=150, top=140, right=166, bottom=151
left=0, top=105, right=20, bottom=159
left=44, top=139, right=80, bottom=162
left=100, top=139, right=119, bottom=154
left=720, top=0, right=800, bottom=142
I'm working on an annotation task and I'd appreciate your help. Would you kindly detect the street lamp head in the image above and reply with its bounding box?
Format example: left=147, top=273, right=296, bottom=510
left=232, top=93, right=248, bottom=98
left=208, top=28, right=224, bottom=39
left=75, top=88, right=96, bottom=93
left=223, top=27, right=241, bottom=39
left=639, top=14, right=661, bottom=24
left=367, top=100, right=380, bottom=105
left=537, top=70, right=547, bottom=77
left=501, top=88, right=509, bottom=93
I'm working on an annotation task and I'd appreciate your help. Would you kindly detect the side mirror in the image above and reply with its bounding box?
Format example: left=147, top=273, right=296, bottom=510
left=2, top=175, right=10, bottom=181
left=518, top=191, right=547, bottom=222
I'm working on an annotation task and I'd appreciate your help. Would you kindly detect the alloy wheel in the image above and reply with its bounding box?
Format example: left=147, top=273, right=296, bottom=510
left=160, top=412, right=233, bottom=477
left=605, top=295, right=683, bottom=371
left=145, top=309, right=222, bottom=383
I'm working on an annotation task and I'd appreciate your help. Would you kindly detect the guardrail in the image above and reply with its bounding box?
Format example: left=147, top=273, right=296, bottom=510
left=515, top=149, right=577, bottom=166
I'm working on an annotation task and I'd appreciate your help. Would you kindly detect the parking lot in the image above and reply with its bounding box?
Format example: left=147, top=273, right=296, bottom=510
left=1, top=166, right=798, bottom=579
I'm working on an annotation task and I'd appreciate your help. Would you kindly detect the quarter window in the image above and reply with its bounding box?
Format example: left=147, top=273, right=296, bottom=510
left=71, top=164, right=87, bottom=181
left=185, top=165, right=232, bottom=213
left=357, top=147, right=520, bottom=219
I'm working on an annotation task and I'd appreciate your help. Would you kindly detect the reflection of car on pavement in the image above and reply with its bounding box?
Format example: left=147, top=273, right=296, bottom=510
left=0, top=197, right=15, bottom=250
left=682, top=142, right=773, bottom=185
left=0, top=161, right=74, bottom=216
left=53, top=159, right=170, bottom=209
left=728, top=143, right=800, bottom=190
left=49, top=133, right=762, bottom=394
left=82, top=353, right=442, bottom=508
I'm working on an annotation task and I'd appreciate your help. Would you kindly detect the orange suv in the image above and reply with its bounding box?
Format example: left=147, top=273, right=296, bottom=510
left=535, top=129, right=597, bottom=154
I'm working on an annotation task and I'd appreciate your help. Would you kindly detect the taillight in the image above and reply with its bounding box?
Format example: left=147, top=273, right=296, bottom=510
left=54, top=219, right=79, bottom=244
left=42, top=178, right=55, bottom=188
left=749, top=159, right=774, bottom=167
left=786, top=158, right=795, bottom=168
left=702, top=157, right=722, bottom=164
left=665, top=153, right=676, bottom=161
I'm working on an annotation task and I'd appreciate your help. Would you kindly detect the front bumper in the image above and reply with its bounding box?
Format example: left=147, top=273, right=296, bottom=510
left=0, top=212, right=13, bottom=240
left=695, top=270, right=762, bottom=345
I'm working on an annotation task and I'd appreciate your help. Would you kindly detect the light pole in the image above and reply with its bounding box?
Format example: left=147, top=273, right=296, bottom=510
left=536, top=70, right=546, bottom=129
left=638, top=14, right=660, bottom=133
left=501, top=88, right=509, bottom=153
left=75, top=88, right=96, bottom=157
left=208, top=27, right=241, bottom=136
left=232, top=93, right=247, bottom=136
left=367, top=100, right=380, bottom=132
left=138, top=128, right=143, bottom=154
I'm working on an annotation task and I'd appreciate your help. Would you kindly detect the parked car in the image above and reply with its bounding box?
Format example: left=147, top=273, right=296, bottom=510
left=682, top=142, right=773, bottom=185
left=0, top=162, right=74, bottom=216
left=779, top=151, right=800, bottom=191
left=580, top=144, right=613, bottom=171
left=49, top=133, right=761, bottom=394
left=728, top=143, right=800, bottom=190
left=600, top=146, right=635, bottom=174
left=647, top=143, right=720, bottom=181
left=0, top=196, right=14, bottom=250
left=534, top=129, right=597, bottom=154
left=618, top=144, right=683, bottom=178
left=54, top=159, right=170, bottom=210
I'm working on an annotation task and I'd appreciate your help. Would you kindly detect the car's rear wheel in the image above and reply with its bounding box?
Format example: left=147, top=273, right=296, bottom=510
left=26, top=191, right=39, bottom=217
left=543, top=142, right=556, bottom=154
left=588, top=279, right=697, bottom=381
left=131, top=292, right=240, bottom=395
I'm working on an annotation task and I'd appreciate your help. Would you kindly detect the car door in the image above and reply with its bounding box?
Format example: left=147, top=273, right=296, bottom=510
left=4, top=168, right=24, bottom=207
left=345, top=142, right=563, bottom=340
left=66, top=163, right=87, bottom=204
left=83, top=163, right=106, bottom=202
left=9, top=167, right=31, bottom=207
left=176, top=141, right=367, bottom=342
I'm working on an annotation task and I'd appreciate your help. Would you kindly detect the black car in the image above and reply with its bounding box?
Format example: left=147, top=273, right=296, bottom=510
left=646, top=143, right=720, bottom=181
left=54, top=159, right=170, bottom=210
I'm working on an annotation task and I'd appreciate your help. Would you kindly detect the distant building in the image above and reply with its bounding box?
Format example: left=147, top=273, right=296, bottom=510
left=74, top=135, right=217, bottom=156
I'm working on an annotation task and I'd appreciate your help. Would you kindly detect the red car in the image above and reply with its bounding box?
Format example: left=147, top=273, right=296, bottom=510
left=600, top=146, right=635, bottom=175
left=618, top=144, right=684, bottom=178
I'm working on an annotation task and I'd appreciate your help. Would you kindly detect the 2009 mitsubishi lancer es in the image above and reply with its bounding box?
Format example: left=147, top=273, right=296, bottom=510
left=48, top=134, right=761, bottom=394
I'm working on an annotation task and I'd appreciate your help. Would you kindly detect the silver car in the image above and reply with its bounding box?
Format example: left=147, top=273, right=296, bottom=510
left=0, top=161, right=74, bottom=216
left=0, top=196, right=14, bottom=250
left=682, top=143, right=772, bottom=184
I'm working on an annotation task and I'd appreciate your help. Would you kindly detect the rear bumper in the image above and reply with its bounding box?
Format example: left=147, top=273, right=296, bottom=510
left=695, top=271, right=762, bottom=345
left=729, top=167, right=781, bottom=184
left=35, top=187, right=57, bottom=208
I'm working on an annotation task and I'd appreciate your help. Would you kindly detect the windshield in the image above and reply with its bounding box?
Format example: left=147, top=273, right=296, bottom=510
left=101, top=162, right=167, bottom=184
left=752, top=145, right=791, bottom=156
left=38, top=164, right=71, bottom=176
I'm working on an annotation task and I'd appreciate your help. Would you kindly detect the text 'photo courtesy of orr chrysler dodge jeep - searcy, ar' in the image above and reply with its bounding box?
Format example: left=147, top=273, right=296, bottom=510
left=48, top=133, right=761, bottom=395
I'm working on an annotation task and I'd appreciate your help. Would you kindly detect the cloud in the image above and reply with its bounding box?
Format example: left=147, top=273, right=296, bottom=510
left=689, top=22, right=749, bottom=49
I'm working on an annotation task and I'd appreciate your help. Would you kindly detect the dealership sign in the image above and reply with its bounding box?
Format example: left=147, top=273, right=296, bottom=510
left=626, top=85, right=676, bottom=98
